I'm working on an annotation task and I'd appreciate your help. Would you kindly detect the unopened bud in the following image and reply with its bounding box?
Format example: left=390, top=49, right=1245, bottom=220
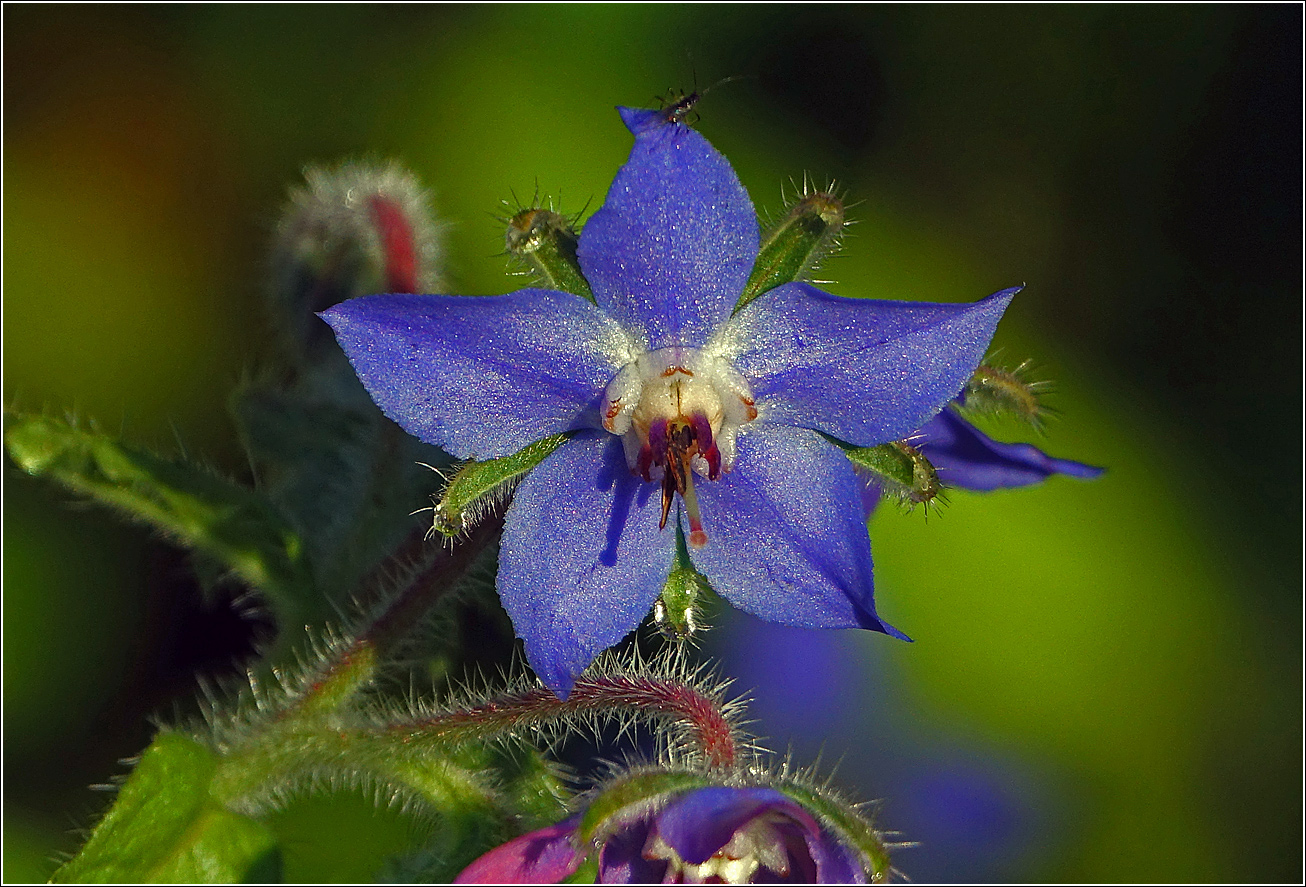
left=271, top=161, right=443, bottom=353
left=736, top=184, right=846, bottom=311
left=504, top=206, right=594, bottom=302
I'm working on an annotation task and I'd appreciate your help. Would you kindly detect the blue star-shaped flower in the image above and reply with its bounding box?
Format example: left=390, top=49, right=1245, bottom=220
left=322, top=107, right=1014, bottom=695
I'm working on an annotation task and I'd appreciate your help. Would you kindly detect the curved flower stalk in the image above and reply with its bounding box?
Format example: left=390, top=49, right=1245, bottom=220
left=323, top=107, right=1015, bottom=696
left=457, top=782, right=881, bottom=884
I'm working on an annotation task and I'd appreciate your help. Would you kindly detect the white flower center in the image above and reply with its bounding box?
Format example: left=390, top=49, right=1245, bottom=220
left=641, top=815, right=795, bottom=883
left=601, top=346, right=757, bottom=548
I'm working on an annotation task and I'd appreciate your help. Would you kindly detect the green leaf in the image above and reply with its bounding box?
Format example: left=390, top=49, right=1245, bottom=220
left=4, top=413, right=313, bottom=626
left=53, top=732, right=281, bottom=883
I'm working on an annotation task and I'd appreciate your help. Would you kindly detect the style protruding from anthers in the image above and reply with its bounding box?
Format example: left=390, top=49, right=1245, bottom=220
left=601, top=346, right=758, bottom=549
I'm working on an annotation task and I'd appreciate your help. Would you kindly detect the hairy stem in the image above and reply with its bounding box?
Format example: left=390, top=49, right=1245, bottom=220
left=388, top=673, right=740, bottom=770
left=289, top=510, right=505, bottom=717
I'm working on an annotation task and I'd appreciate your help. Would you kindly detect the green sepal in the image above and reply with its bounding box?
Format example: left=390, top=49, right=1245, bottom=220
left=841, top=439, right=942, bottom=507
left=576, top=768, right=715, bottom=846
left=53, top=732, right=281, bottom=883
left=654, top=527, right=713, bottom=638
left=4, top=412, right=313, bottom=626
left=736, top=189, right=846, bottom=312
left=772, top=779, right=893, bottom=882
left=505, top=207, right=595, bottom=302
left=433, top=433, right=571, bottom=537
left=957, top=360, right=1052, bottom=427
left=378, top=743, right=570, bottom=882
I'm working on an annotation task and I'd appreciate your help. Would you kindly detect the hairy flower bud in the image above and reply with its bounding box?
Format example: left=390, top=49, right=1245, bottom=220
left=959, top=359, right=1052, bottom=427
left=271, top=161, right=442, bottom=354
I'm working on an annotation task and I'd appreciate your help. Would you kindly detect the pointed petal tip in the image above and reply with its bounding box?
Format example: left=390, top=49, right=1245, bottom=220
left=869, top=614, right=912, bottom=643
left=1067, top=461, right=1107, bottom=480
left=523, top=634, right=581, bottom=701
left=617, top=106, right=668, bottom=135
left=982, top=285, right=1022, bottom=314
left=538, top=667, right=575, bottom=701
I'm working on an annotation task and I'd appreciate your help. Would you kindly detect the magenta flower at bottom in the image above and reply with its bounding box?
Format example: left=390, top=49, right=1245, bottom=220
left=456, top=786, right=865, bottom=884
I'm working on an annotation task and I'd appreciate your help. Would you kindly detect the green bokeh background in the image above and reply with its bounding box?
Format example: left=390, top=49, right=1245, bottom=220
left=4, top=5, right=1300, bottom=882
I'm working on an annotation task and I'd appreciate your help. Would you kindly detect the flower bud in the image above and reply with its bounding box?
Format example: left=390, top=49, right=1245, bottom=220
left=959, top=359, right=1052, bottom=427
left=270, top=161, right=443, bottom=354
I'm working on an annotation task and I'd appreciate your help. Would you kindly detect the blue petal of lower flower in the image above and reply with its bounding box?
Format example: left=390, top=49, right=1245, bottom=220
left=655, top=786, right=817, bottom=866
left=319, top=290, right=632, bottom=460
left=806, top=828, right=869, bottom=884
left=577, top=108, right=759, bottom=351
left=498, top=432, right=677, bottom=697
left=689, top=424, right=908, bottom=639
left=923, top=408, right=1105, bottom=491
left=717, top=283, right=1017, bottom=448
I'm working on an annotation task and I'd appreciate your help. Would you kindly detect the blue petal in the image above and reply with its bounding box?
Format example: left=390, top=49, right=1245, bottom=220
left=655, top=786, right=818, bottom=866
left=320, top=290, right=632, bottom=460
left=922, top=408, right=1105, bottom=491
left=688, top=424, right=908, bottom=639
left=807, top=828, right=869, bottom=884
left=576, top=107, right=759, bottom=350
left=498, top=432, right=676, bottom=697
left=596, top=819, right=668, bottom=883
left=717, top=283, right=1018, bottom=448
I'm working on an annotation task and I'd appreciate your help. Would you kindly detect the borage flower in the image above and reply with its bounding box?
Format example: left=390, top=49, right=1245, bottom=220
left=322, top=107, right=1014, bottom=695
left=456, top=786, right=866, bottom=884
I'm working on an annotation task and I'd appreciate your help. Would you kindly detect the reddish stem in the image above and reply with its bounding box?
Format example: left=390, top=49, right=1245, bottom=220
left=393, top=674, right=738, bottom=771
